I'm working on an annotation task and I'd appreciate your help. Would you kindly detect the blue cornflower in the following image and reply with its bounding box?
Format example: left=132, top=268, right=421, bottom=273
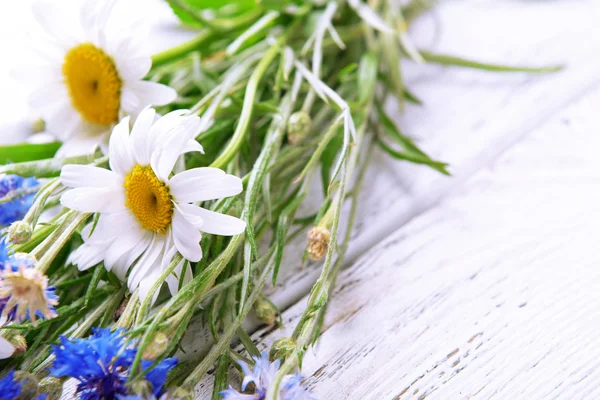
left=0, top=174, right=39, bottom=226
left=50, top=328, right=177, bottom=400
left=0, top=252, right=58, bottom=326
left=0, top=370, right=22, bottom=400
left=220, top=352, right=317, bottom=400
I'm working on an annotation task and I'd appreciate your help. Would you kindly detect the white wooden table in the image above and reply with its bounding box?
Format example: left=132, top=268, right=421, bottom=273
left=3, top=1, right=600, bottom=399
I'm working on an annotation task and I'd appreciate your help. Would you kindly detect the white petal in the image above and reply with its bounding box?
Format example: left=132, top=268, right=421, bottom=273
left=170, top=168, right=243, bottom=203
left=184, top=139, right=204, bottom=154
left=61, top=165, right=121, bottom=189
left=69, top=242, right=108, bottom=271
left=151, top=117, right=201, bottom=181
left=196, top=207, right=246, bottom=236
left=81, top=0, right=117, bottom=46
left=147, top=110, right=188, bottom=151
left=130, top=107, right=156, bottom=165
left=113, top=234, right=151, bottom=281
left=43, top=100, right=82, bottom=140
left=54, top=129, right=110, bottom=158
left=128, top=235, right=164, bottom=293
left=86, top=211, right=136, bottom=243
left=11, top=65, right=61, bottom=87
left=138, top=269, right=162, bottom=305
left=129, top=81, right=177, bottom=108
left=105, top=227, right=147, bottom=272
left=0, top=337, right=15, bottom=359
left=119, top=57, right=152, bottom=81
left=174, top=203, right=203, bottom=228
left=172, top=208, right=202, bottom=262
left=108, top=116, right=134, bottom=176
left=120, top=88, right=140, bottom=114
left=61, top=187, right=125, bottom=213
left=29, top=82, right=66, bottom=109
left=32, top=0, right=78, bottom=46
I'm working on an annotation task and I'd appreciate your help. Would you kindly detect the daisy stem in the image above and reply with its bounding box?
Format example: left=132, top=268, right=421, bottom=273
left=209, top=38, right=283, bottom=169
left=151, top=30, right=214, bottom=69
left=0, top=185, right=39, bottom=205
left=266, top=52, right=378, bottom=398
left=116, top=291, right=140, bottom=330
left=34, top=211, right=91, bottom=273
left=128, top=234, right=245, bottom=381
left=20, top=178, right=61, bottom=231
left=181, top=250, right=276, bottom=389
left=239, top=72, right=303, bottom=314
left=29, top=290, right=123, bottom=374
left=135, top=254, right=184, bottom=325
left=0, top=152, right=102, bottom=178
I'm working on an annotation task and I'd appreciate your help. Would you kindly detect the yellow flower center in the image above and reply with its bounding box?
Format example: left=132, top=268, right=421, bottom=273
left=0, top=263, right=57, bottom=326
left=62, top=43, right=122, bottom=125
left=124, top=165, right=173, bottom=233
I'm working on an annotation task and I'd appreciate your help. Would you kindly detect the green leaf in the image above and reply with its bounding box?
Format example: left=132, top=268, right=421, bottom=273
left=320, top=133, right=343, bottom=196
left=376, top=102, right=450, bottom=175
left=420, top=50, right=563, bottom=73
left=256, top=0, right=295, bottom=11
left=357, top=52, right=378, bottom=105
left=0, top=142, right=60, bottom=164
left=211, top=354, right=229, bottom=400
left=167, top=0, right=256, bottom=27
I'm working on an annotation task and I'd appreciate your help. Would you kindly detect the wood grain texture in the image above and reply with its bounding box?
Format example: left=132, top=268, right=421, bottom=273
left=221, top=57, right=600, bottom=400
left=0, top=0, right=594, bottom=398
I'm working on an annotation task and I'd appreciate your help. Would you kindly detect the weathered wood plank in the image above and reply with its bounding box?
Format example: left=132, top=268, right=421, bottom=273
left=231, top=69, right=600, bottom=400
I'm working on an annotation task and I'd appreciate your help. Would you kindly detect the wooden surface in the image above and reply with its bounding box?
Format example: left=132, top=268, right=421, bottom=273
left=196, top=0, right=600, bottom=399
left=3, top=0, right=600, bottom=399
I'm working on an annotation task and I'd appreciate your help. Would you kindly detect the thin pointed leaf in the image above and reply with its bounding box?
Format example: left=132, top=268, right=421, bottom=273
left=420, top=50, right=563, bottom=73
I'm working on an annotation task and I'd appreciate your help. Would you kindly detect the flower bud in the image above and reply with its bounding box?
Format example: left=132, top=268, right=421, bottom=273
left=113, top=297, right=129, bottom=322
left=8, top=221, right=33, bottom=244
left=287, top=111, right=312, bottom=145
left=164, top=386, right=195, bottom=400
left=8, top=334, right=27, bottom=357
left=32, top=118, right=46, bottom=133
left=14, top=371, right=39, bottom=400
left=142, top=332, right=169, bottom=360
left=254, top=296, right=278, bottom=326
left=128, top=380, right=153, bottom=398
left=38, top=377, right=63, bottom=400
left=270, top=337, right=297, bottom=362
left=307, top=226, right=330, bottom=261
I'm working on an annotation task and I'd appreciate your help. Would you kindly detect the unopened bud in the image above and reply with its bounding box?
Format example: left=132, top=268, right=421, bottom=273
left=254, top=295, right=278, bottom=326
left=129, top=380, right=153, bottom=398
left=307, top=226, right=330, bottom=261
left=8, top=335, right=27, bottom=357
left=287, top=111, right=312, bottom=145
left=38, top=377, right=63, bottom=400
left=8, top=221, right=32, bottom=244
left=114, top=297, right=130, bottom=322
left=142, top=332, right=169, bottom=360
left=14, top=371, right=39, bottom=400
left=270, top=337, right=297, bottom=362
left=32, top=118, right=46, bottom=133
left=164, top=387, right=195, bottom=400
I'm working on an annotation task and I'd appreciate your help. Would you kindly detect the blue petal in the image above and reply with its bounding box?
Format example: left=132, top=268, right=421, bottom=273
left=0, top=370, right=23, bottom=399
left=0, top=175, right=39, bottom=227
left=143, top=357, right=178, bottom=396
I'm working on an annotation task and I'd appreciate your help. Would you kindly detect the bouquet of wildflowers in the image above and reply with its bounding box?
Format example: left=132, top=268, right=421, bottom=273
left=0, top=0, right=557, bottom=399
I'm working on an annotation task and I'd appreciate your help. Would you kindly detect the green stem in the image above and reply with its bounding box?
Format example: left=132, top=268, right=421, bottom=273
left=420, top=50, right=563, bottom=73
left=209, top=40, right=282, bottom=169
left=151, top=30, right=214, bottom=68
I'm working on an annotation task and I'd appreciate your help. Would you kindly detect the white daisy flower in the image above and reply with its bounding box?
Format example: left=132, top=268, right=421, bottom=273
left=59, top=108, right=246, bottom=301
left=14, top=0, right=177, bottom=156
